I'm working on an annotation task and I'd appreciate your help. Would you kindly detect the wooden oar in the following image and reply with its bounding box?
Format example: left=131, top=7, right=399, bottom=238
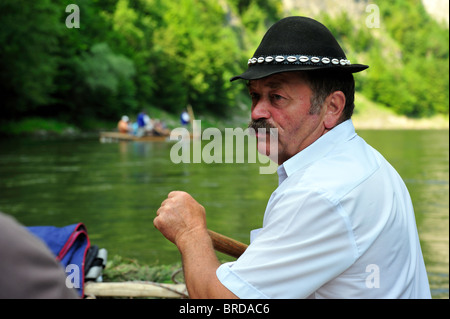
left=207, top=229, right=248, bottom=259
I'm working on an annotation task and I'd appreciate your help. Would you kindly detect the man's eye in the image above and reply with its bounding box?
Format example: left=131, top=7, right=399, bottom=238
left=250, top=92, right=260, bottom=100
left=271, top=94, right=283, bottom=100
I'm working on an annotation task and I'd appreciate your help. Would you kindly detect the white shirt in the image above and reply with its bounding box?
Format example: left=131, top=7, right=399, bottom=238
left=216, top=120, right=431, bottom=299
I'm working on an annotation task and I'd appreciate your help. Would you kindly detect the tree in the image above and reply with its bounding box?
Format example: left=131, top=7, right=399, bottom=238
left=0, top=0, right=62, bottom=120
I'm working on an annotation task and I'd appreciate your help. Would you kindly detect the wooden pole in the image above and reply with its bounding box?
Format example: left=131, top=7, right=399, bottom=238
left=207, top=229, right=248, bottom=259
left=84, top=281, right=187, bottom=298
left=84, top=231, right=247, bottom=298
left=186, top=104, right=195, bottom=125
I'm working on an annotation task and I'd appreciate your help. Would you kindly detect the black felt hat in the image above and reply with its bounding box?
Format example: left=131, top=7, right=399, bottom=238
left=231, top=16, right=368, bottom=81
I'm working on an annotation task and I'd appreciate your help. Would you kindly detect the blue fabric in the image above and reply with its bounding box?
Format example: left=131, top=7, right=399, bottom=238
left=27, top=223, right=90, bottom=296
left=137, top=112, right=146, bottom=127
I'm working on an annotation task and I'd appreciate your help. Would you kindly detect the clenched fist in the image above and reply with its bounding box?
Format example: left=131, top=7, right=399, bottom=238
left=154, top=191, right=208, bottom=249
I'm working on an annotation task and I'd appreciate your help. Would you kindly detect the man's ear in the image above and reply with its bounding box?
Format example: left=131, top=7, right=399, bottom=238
left=323, top=91, right=346, bottom=129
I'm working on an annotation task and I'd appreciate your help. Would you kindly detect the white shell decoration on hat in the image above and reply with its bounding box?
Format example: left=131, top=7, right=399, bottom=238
left=287, top=56, right=297, bottom=62
left=248, top=54, right=351, bottom=67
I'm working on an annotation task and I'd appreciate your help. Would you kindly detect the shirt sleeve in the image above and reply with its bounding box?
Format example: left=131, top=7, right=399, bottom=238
left=217, top=188, right=359, bottom=299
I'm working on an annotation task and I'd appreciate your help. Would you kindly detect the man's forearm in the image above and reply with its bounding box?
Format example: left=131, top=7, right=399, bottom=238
left=177, top=229, right=238, bottom=299
left=154, top=191, right=238, bottom=298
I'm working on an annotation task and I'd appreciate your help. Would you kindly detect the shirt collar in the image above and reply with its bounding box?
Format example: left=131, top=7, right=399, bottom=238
left=277, top=120, right=357, bottom=185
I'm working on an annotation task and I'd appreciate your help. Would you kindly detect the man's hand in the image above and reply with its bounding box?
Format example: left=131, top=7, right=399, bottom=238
left=154, top=191, right=207, bottom=249
left=153, top=191, right=238, bottom=299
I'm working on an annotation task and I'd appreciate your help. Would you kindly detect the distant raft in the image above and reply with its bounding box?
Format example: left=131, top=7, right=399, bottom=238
left=99, top=131, right=170, bottom=143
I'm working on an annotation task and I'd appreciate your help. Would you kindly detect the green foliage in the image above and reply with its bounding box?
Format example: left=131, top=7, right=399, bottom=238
left=0, top=117, right=76, bottom=136
left=148, top=0, right=243, bottom=115
left=319, top=2, right=449, bottom=117
left=75, top=42, right=137, bottom=119
left=0, top=0, right=62, bottom=119
left=103, top=255, right=183, bottom=283
left=374, top=0, right=449, bottom=116
left=0, top=0, right=448, bottom=128
left=228, top=0, right=281, bottom=22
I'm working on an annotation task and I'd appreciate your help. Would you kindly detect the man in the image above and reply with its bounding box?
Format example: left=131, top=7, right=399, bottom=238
left=118, top=115, right=131, bottom=134
left=154, top=16, right=431, bottom=299
left=137, top=110, right=153, bottom=137
left=180, top=109, right=190, bottom=126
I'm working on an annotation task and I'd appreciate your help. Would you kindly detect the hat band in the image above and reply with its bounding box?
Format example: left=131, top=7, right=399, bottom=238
left=248, top=55, right=351, bottom=67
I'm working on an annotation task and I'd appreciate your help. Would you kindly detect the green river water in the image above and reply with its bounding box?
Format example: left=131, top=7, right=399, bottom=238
left=0, top=129, right=448, bottom=298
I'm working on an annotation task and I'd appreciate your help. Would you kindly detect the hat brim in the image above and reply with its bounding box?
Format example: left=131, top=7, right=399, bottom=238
left=230, top=63, right=369, bottom=82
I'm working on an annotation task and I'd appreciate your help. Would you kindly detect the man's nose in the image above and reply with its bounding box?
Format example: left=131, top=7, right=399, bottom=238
left=251, top=99, right=271, bottom=121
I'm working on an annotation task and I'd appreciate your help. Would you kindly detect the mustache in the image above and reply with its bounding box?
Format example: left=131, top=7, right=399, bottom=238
left=247, top=119, right=278, bottom=137
left=247, top=119, right=276, bottom=131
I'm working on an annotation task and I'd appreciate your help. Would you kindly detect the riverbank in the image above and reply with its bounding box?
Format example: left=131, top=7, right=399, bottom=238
left=0, top=100, right=448, bottom=138
left=352, top=93, right=449, bottom=130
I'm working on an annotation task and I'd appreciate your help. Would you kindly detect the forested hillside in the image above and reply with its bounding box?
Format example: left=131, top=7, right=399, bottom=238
left=0, top=0, right=448, bottom=129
